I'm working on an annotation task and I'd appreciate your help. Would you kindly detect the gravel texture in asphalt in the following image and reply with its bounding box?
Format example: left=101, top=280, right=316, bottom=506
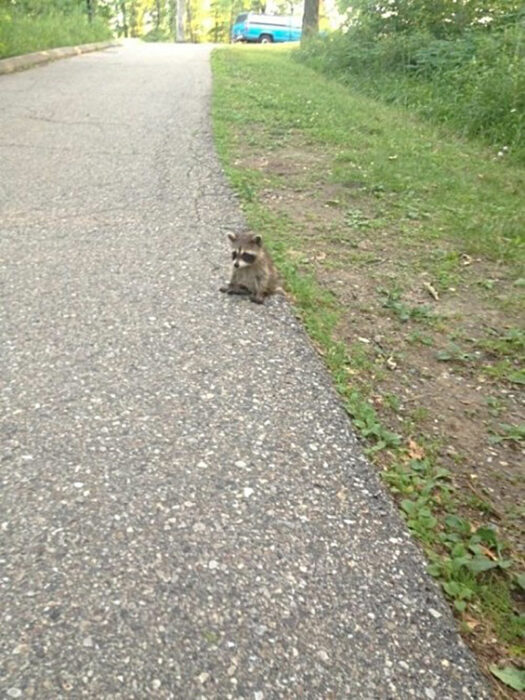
left=0, top=42, right=489, bottom=698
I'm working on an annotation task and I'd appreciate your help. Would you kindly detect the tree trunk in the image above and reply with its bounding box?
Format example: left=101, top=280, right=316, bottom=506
left=168, top=0, right=176, bottom=40
left=176, top=0, right=185, bottom=42
left=186, top=0, right=194, bottom=42
left=119, top=0, right=128, bottom=37
left=301, top=0, right=319, bottom=44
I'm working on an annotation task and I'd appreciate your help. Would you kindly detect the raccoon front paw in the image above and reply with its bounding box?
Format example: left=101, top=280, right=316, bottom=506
left=219, top=285, right=229, bottom=293
left=250, top=295, right=264, bottom=305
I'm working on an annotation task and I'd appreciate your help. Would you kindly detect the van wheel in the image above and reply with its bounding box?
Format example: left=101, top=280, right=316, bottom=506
left=258, top=34, right=273, bottom=43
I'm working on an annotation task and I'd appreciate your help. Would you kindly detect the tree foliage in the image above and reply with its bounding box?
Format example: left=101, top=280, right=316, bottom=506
left=341, top=0, right=524, bottom=38
left=0, top=0, right=318, bottom=44
left=297, top=0, right=525, bottom=161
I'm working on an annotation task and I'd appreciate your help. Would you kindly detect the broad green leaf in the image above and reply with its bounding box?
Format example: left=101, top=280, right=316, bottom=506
left=466, top=556, right=498, bottom=574
left=498, top=559, right=512, bottom=569
left=489, top=666, right=525, bottom=691
left=401, top=499, right=416, bottom=515
left=443, top=581, right=460, bottom=597
left=445, top=514, right=470, bottom=535
left=427, top=563, right=441, bottom=577
left=451, top=542, right=467, bottom=559
left=474, top=526, right=498, bottom=547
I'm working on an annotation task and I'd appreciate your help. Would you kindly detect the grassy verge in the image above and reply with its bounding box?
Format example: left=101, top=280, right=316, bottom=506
left=211, top=45, right=525, bottom=697
left=0, top=10, right=111, bottom=59
left=296, top=24, right=525, bottom=165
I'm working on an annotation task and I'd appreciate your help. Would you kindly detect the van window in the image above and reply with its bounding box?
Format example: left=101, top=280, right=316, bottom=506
left=234, top=13, right=248, bottom=23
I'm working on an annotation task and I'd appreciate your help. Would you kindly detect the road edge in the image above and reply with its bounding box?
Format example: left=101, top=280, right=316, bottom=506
left=0, top=41, right=120, bottom=75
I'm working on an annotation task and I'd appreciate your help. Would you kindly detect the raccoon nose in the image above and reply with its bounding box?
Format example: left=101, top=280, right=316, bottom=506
left=234, top=262, right=239, bottom=268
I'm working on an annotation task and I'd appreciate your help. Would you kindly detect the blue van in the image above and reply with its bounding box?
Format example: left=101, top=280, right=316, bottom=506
left=232, top=13, right=302, bottom=44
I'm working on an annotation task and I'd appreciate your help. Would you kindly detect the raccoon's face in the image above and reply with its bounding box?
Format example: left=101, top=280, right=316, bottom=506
left=227, top=232, right=262, bottom=269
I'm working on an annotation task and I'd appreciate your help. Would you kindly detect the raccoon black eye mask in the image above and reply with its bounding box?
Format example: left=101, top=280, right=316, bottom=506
left=220, top=231, right=279, bottom=304
left=232, top=251, right=257, bottom=264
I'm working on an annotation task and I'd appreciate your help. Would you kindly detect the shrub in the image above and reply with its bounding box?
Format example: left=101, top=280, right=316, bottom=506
left=296, top=22, right=525, bottom=162
left=0, top=8, right=112, bottom=59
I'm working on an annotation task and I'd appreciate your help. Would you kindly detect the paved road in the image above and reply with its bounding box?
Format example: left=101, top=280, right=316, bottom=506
left=0, top=42, right=488, bottom=699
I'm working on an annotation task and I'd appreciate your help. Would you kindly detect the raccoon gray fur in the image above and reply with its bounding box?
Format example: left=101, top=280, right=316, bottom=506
left=220, top=231, right=278, bottom=304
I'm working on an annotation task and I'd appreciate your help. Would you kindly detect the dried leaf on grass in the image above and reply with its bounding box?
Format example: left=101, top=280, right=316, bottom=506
left=408, top=439, right=425, bottom=460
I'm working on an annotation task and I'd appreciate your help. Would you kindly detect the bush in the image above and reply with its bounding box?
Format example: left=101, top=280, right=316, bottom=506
left=296, top=22, right=525, bottom=162
left=0, top=9, right=112, bottom=59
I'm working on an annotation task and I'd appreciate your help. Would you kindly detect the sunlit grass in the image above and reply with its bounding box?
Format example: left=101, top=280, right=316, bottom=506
left=0, top=10, right=111, bottom=59
left=213, top=46, right=525, bottom=269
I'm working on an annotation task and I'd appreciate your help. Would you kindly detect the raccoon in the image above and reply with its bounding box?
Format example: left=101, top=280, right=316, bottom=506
left=220, top=231, right=278, bottom=304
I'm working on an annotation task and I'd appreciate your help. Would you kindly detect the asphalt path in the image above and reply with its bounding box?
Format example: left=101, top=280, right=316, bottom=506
left=0, top=42, right=489, bottom=698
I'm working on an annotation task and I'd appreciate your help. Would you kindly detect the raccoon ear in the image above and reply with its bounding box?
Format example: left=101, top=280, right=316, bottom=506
left=227, top=232, right=237, bottom=242
left=253, top=235, right=262, bottom=246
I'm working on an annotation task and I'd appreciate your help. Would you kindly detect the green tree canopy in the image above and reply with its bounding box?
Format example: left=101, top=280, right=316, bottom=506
left=340, top=0, right=524, bottom=37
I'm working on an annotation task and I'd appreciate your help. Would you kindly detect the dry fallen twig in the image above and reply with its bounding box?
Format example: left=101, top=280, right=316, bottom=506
left=423, top=281, right=440, bottom=301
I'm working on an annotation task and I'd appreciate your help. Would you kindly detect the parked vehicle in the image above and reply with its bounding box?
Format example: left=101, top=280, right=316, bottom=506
left=231, top=13, right=302, bottom=44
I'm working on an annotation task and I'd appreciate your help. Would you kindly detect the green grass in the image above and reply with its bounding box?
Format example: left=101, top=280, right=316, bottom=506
left=296, top=25, right=525, bottom=165
left=213, top=46, right=525, bottom=270
left=0, top=10, right=111, bottom=59
left=211, top=44, right=525, bottom=689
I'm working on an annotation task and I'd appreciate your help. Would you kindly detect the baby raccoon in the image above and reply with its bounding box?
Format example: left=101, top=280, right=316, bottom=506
left=220, top=231, right=278, bottom=304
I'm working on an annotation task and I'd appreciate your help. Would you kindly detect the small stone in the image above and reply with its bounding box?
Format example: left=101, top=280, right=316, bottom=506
left=425, top=689, right=436, bottom=699
left=208, top=560, right=219, bottom=570
left=428, top=608, right=441, bottom=619
left=12, top=644, right=29, bottom=655
left=152, top=679, right=161, bottom=690
left=197, top=672, right=210, bottom=684
left=317, top=649, right=330, bottom=663
left=83, top=636, right=94, bottom=648
left=235, top=460, right=247, bottom=468
left=243, top=487, right=254, bottom=498
left=7, top=690, right=22, bottom=698
left=254, top=692, right=264, bottom=700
